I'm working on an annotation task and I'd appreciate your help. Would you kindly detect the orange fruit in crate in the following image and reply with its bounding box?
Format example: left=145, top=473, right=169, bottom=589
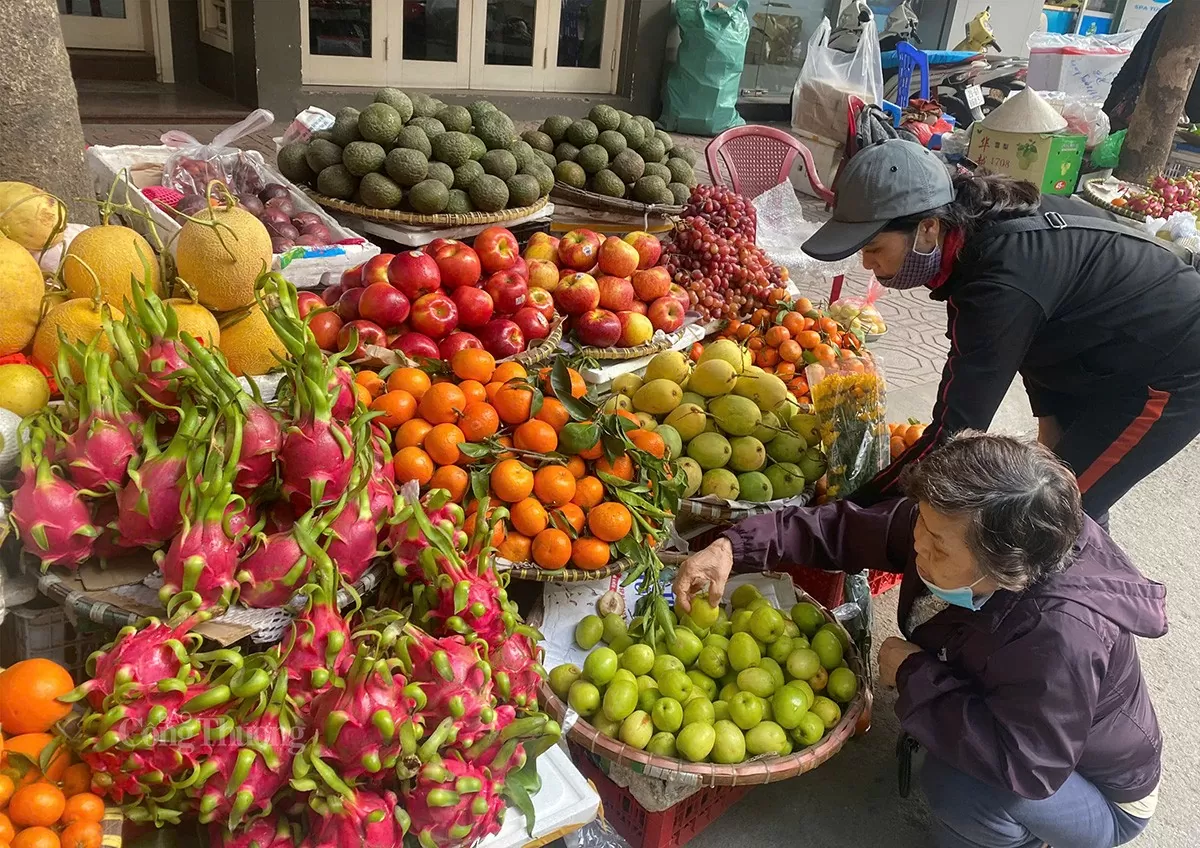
left=778, top=339, right=802, bottom=363
left=541, top=366, right=587, bottom=399
left=588, top=502, right=632, bottom=542
left=904, top=424, right=926, bottom=444
left=0, top=774, right=13, bottom=809
left=797, top=330, right=821, bottom=350
left=58, top=822, right=101, bottom=848
left=354, top=370, right=385, bottom=399
left=370, top=390, right=416, bottom=430
left=393, top=447, right=434, bottom=486
left=458, top=380, right=487, bottom=405
left=428, top=465, right=469, bottom=503
left=424, top=423, right=465, bottom=465
left=629, top=429, right=666, bottom=459
left=458, top=402, right=500, bottom=442
left=532, top=528, right=572, bottom=570
left=491, top=459, right=534, bottom=503
left=513, top=420, right=557, bottom=454
left=387, top=367, right=431, bottom=399
left=494, top=384, right=534, bottom=425
left=495, top=435, right=516, bottom=460
left=8, top=783, right=65, bottom=828
left=395, top=419, right=434, bottom=450
left=571, top=536, right=611, bottom=571
left=12, top=827, right=60, bottom=848
left=0, top=811, right=12, bottom=842
left=781, top=312, right=805, bottom=335
left=0, top=735, right=68, bottom=786
left=775, top=362, right=796, bottom=380
left=565, top=456, right=587, bottom=479
left=813, top=343, right=837, bottom=365
left=765, top=325, right=790, bottom=347
left=450, top=348, right=496, bottom=383
left=757, top=347, right=780, bottom=367
left=571, top=476, right=605, bottom=510
left=551, top=503, right=586, bottom=534
left=533, top=465, right=576, bottom=508
left=535, top=398, right=570, bottom=432
left=510, top=498, right=548, bottom=537
left=492, top=362, right=527, bottom=384
left=496, top=531, right=532, bottom=564
left=59, top=794, right=103, bottom=826
left=818, top=317, right=839, bottom=335
left=595, top=454, right=634, bottom=482
left=464, top=511, right=504, bottom=548
left=352, top=383, right=371, bottom=408
left=419, top=383, right=466, bottom=425
left=747, top=337, right=764, bottom=352
left=0, top=661, right=73, bottom=735
left=890, top=436, right=908, bottom=459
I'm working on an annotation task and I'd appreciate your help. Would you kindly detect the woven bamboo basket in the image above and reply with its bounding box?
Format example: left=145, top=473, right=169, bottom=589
left=540, top=583, right=870, bottom=787
left=1082, top=178, right=1149, bottom=223
left=677, top=487, right=816, bottom=525
left=302, top=187, right=550, bottom=227
left=571, top=334, right=677, bottom=361
left=355, top=317, right=564, bottom=371
left=551, top=183, right=684, bottom=218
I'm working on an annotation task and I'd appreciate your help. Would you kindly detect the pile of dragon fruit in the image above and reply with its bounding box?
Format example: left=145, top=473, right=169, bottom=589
left=11, top=269, right=558, bottom=846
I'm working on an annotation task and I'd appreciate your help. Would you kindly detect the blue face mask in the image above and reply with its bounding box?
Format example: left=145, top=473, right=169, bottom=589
left=919, top=573, right=993, bottom=611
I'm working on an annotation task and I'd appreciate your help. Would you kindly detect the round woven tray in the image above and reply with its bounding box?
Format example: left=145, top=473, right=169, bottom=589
left=355, top=318, right=564, bottom=371
left=540, top=587, right=869, bottom=786
left=1082, top=178, right=1149, bottom=223
left=678, top=486, right=815, bottom=525
left=551, top=183, right=684, bottom=218
left=499, top=545, right=680, bottom=583
left=302, top=187, right=550, bottom=227
left=572, top=334, right=676, bottom=362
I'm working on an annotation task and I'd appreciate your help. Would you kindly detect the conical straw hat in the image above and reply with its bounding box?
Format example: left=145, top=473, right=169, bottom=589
left=981, top=88, right=1068, bottom=134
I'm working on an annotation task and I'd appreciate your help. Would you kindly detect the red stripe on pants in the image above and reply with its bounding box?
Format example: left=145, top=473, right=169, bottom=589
left=1077, top=388, right=1171, bottom=494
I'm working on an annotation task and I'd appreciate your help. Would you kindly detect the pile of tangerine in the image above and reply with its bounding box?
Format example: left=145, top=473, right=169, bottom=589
left=353, top=352, right=669, bottom=572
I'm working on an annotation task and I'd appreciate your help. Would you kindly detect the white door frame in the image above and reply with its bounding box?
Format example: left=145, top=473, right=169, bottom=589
left=469, top=0, right=550, bottom=91
left=58, top=0, right=152, bottom=52
left=300, top=0, right=389, bottom=86
left=151, top=0, right=174, bottom=82
left=393, top=1, right=474, bottom=88
left=543, top=0, right=623, bottom=94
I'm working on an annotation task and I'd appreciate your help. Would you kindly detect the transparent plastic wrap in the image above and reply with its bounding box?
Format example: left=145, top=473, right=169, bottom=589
left=564, top=815, right=632, bottom=848
left=805, top=353, right=889, bottom=501
left=753, top=181, right=860, bottom=285
left=160, top=109, right=276, bottom=197
left=828, top=275, right=886, bottom=338
left=791, top=15, right=883, bottom=140
left=1036, top=90, right=1111, bottom=149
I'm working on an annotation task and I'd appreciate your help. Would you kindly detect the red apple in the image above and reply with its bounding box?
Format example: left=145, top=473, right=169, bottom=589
left=336, top=287, right=365, bottom=320
left=478, top=318, right=525, bottom=358
left=361, top=252, right=395, bottom=286
left=297, top=291, right=325, bottom=317
left=390, top=331, right=440, bottom=361
left=336, top=319, right=387, bottom=359
left=388, top=249, right=441, bottom=300
left=630, top=299, right=648, bottom=316
left=452, top=286, right=494, bottom=329
left=358, top=282, right=411, bottom=330
left=474, top=226, right=520, bottom=274
left=427, top=237, right=456, bottom=253
left=432, top=242, right=482, bottom=290
left=554, top=272, right=600, bottom=315
left=439, top=331, right=483, bottom=360
left=668, top=283, right=691, bottom=312
left=597, top=236, right=641, bottom=278
left=623, top=231, right=663, bottom=270
left=512, top=307, right=551, bottom=342
left=339, top=264, right=363, bottom=288
left=409, top=292, right=459, bottom=339
left=321, top=283, right=345, bottom=306
left=617, top=311, right=654, bottom=347
left=557, top=229, right=603, bottom=271
left=524, top=233, right=560, bottom=263
left=526, top=286, right=556, bottom=320
left=632, top=266, right=672, bottom=301
left=510, top=256, right=528, bottom=280
left=575, top=309, right=622, bottom=348
left=528, top=258, right=561, bottom=292
left=309, top=311, right=343, bottom=351
left=596, top=275, right=635, bottom=312
left=648, top=295, right=686, bottom=334
left=483, top=271, right=528, bottom=314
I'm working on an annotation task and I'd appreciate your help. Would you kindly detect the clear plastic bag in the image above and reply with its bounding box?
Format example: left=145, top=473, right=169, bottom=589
left=805, top=353, right=889, bottom=501
left=564, top=815, right=632, bottom=848
left=1036, top=90, right=1111, bottom=149
left=753, top=182, right=860, bottom=284
left=828, top=275, right=886, bottom=338
left=160, top=108, right=276, bottom=197
left=791, top=15, right=883, bottom=140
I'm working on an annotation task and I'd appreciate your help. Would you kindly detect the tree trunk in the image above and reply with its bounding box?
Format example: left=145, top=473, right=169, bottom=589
left=1116, top=0, right=1200, bottom=184
left=0, top=0, right=99, bottom=224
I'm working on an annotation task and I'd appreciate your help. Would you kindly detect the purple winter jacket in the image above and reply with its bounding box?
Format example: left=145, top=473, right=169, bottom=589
left=722, top=497, right=1167, bottom=803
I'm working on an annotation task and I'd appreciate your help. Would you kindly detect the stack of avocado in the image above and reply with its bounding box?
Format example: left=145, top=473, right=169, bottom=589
left=276, top=89, right=554, bottom=215
left=535, top=105, right=698, bottom=206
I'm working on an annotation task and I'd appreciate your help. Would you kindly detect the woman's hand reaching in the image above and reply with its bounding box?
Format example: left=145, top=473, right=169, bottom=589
left=673, top=538, right=734, bottom=613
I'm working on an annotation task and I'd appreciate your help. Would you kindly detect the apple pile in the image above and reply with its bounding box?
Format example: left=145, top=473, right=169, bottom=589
left=523, top=228, right=690, bottom=349
left=663, top=186, right=788, bottom=323
left=310, top=226, right=558, bottom=361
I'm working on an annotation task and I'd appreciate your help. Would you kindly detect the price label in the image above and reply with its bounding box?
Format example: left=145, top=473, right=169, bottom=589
left=965, top=84, right=985, bottom=108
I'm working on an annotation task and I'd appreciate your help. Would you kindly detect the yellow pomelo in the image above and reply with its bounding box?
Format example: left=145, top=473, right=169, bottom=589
left=166, top=298, right=220, bottom=346
left=0, top=236, right=46, bottom=355
left=62, top=225, right=160, bottom=309
left=218, top=306, right=285, bottom=377
left=0, top=182, right=67, bottom=251
left=33, top=299, right=122, bottom=375
left=0, top=364, right=51, bottom=417
left=177, top=206, right=273, bottom=312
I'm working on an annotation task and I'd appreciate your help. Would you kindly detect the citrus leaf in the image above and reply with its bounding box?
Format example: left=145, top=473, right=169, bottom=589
left=551, top=358, right=595, bottom=420
left=458, top=441, right=491, bottom=459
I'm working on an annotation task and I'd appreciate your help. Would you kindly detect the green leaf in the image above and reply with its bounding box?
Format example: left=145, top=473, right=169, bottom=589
left=529, top=387, right=545, bottom=419
left=470, top=469, right=490, bottom=503
left=458, top=441, right=491, bottom=459
left=502, top=767, right=538, bottom=835
left=551, top=358, right=595, bottom=421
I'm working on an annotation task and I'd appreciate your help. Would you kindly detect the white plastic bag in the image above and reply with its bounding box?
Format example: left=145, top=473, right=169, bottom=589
left=791, top=15, right=883, bottom=141
left=1026, top=30, right=1143, bottom=102
left=160, top=108, right=276, bottom=197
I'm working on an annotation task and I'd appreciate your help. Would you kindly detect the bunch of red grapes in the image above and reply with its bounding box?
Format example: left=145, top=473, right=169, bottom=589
left=663, top=187, right=787, bottom=322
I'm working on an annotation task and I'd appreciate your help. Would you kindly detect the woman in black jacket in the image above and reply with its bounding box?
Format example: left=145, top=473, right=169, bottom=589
left=802, top=139, right=1200, bottom=525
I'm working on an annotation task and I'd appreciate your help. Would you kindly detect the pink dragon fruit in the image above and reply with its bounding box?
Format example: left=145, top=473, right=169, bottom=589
left=370, top=424, right=396, bottom=484
left=116, top=406, right=210, bottom=549
left=489, top=630, right=546, bottom=712
left=403, top=755, right=506, bottom=848
left=209, top=813, right=297, bottom=848
left=10, top=420, right=100, bottom=569
left=278, top=558, right=353, bottom=712
left=326, top=463, right=391, bottom=584
left=328, top=366, right=356, bottom=420
left=59, top=343, right=140, bottom=492
left=89, top=496, right=138, bottom=562
left=157, top=414, right=246, bottom=614
left=66, top=615, right=205, bottom=710
left=305, top=789, right=409, bottom=848
left=389, top=488, right=467, bottom=579
left=237, top=505, right=339, bottom=608
left=105, top=264, right=190, bottom=410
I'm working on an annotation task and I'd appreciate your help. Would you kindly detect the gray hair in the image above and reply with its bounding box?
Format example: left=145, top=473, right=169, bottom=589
left=900, top=431, right=1083, bottom=591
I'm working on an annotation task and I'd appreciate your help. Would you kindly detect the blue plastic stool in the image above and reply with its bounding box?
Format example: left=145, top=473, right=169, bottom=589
left=896, top=42, right=930, bottom=105
left=882, top=101, right=902, bottom=127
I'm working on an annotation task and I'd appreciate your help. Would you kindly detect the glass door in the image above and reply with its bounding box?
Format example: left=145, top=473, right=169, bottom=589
left=394, top=0, right=473, bottom=88
left=301, top=0, right=388, bottom=86
left=58, top=0, right=150, bottom=51
left=469, top=0, right=549, bottom=91
left=544, top=0, right=622, bottom=93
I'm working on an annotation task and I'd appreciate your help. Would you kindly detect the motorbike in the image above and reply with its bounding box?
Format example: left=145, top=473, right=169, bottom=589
left=955, top=7, right=1003, bottom=53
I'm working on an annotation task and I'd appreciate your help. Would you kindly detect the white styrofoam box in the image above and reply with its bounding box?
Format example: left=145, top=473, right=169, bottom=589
left=1026, top=30, right=1143, bottom=102
left=477, top=745, right=598, bottom=848
left=85, top=145, right=379, bottom=289
left=789, top=129, right=843, bottom=199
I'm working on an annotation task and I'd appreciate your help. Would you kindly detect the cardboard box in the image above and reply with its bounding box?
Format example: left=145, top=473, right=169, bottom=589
left=968, top=126, right=1086, bottom=195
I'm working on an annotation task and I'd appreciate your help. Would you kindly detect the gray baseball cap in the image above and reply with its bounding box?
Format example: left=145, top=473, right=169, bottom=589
left=802, top=139, right=955, bottom=262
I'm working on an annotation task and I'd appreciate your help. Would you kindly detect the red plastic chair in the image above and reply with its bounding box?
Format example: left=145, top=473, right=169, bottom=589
left=705, top=125, right=835, bottom=204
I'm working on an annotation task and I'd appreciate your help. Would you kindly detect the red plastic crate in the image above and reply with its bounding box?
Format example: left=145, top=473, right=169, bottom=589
left=570, top=745, right=750, bottom=848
